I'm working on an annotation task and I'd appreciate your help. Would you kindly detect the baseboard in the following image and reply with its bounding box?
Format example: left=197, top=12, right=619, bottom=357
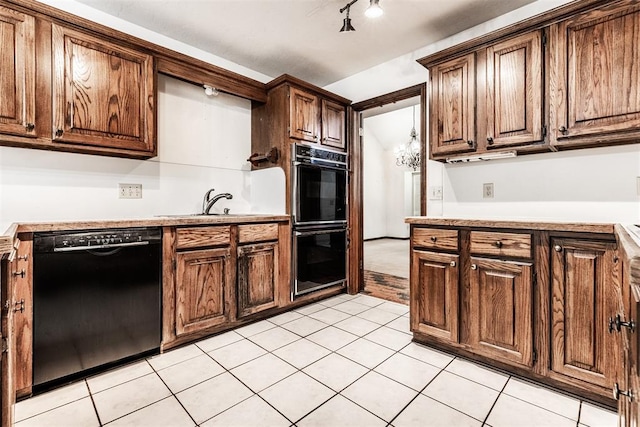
left=363, top=236, right=410, bottom=242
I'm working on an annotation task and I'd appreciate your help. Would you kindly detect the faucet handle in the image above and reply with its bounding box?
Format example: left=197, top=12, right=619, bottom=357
left=223, top=208, right=230, bottom=215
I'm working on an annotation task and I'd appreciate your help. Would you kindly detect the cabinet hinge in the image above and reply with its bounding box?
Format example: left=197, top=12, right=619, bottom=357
left=542, top=125, right=547, bottom=138
left=533, top=349, right=538, bottom=365
left=542, top=32, right=547, bottom=45
left=358, top=127, right=364, bottom=137
left=1, top=337, right=7, bottom=354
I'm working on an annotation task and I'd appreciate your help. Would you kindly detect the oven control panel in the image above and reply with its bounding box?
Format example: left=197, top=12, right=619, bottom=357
left=294, top=144, right=347, bottom=167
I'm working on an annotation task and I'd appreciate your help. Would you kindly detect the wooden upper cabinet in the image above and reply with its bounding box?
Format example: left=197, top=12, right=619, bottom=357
left=0, top=6, right=35, bottom=138
left=430, top=53, right=476, bottom=156
left=550, top=2, right=640, bottom=147
left=486, top=31, right=543, bottom=149
left=411, top=249, right=459, bottom=343
left=321, top=98, right=346, bottom=150
left=175, top=248, right=232, bottom=336
left=468, top=257, right=533, bottom=367
left=51, top=24, right=155, bottom=154
left=289, top=86, right=319, bottom=142
left=550, top=238, right=620, bottom=389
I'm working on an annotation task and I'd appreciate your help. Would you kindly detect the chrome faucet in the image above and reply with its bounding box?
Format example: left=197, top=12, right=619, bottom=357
left=202, top=188, right=233, bottom=214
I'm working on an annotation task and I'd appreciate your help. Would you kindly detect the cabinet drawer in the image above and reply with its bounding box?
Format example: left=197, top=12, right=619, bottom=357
left=470, top=231, right=531, bottom=258
left=238, top=223, right=279, bottom=244
left=413, top=228, right=459, bottom=251
left=176, top=226, right=230, bottom=249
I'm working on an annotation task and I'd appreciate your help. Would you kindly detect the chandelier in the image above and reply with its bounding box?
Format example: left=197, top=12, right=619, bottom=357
left=394, top=105, right=421, bottom=171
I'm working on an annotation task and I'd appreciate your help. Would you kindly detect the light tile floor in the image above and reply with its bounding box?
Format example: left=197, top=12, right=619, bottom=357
left=15, top=293, right=618, bottom=427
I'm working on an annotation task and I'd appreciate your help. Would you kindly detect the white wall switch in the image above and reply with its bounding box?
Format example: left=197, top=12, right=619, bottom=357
left=119, top=183, right=142, bottom=199
left=483, top=183, right=494, bottom=199
left=429, top=186, right=443, bottom=200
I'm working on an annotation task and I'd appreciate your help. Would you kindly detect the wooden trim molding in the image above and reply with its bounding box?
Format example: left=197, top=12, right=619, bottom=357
left=266, top=74, right=351, bottom=105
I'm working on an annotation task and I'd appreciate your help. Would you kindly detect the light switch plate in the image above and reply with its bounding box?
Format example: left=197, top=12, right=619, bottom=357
left=483, top=183, right=494, bottom=199
left=119, top=183, right=142, bottom=199
left=429, top=186, right=443, bottom=200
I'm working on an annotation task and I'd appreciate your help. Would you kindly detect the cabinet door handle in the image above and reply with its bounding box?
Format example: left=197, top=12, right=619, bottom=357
left=559, top=125, right=568, bottom=134
left=12, top=269, right=25, bottom=278
left=487, top=137, right=494, bottom=145
left=471, top=264, right=477, bottom=270
left=55, top=128, right=64, bottom=138
left=449, top=261, right=456, bottom=267
left=609, top=314, right=635, bottom=333
left=13, top=299, right=24, bottom=313
left=17, top=254, right=28, bottom=261
left=554, top=245, right=562, bottom=252
left=467, top=140, right=474, bottom=146
left=613, top=382, right=633, bottom=401
left=25, top=123, right=35, bottom=132
left=494, top=241, right=503, bottom=248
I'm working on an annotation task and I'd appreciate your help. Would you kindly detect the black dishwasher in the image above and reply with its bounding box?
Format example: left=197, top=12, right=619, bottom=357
left=33, top=227, right=162, bottom=390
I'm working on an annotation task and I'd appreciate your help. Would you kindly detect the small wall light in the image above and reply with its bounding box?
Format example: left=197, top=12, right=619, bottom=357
left=203, top=85, right=219, bottom=96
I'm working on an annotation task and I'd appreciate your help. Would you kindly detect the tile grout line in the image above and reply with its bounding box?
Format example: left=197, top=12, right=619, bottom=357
left=481, top=372, right=511, bottom=426
left=84, top=379, right=104, bottom=427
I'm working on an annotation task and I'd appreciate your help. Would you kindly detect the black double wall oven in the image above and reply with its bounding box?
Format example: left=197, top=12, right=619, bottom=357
left=292, top=144, right=348, bottom=298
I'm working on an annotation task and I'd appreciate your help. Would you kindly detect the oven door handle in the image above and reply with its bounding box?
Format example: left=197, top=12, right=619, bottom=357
left=295, top=229, right=346, bottom=236
left=293, top=161, right=348, bottom=171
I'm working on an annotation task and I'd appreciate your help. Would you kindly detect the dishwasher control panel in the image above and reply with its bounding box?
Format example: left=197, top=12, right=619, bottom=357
left=34, top=227, right=162, bottom=252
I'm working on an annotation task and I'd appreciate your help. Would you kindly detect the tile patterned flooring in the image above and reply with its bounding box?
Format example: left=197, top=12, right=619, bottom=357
left=15, top=293, right=617, bottom=427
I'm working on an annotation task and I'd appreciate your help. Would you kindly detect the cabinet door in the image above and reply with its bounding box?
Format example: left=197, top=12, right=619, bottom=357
left=411, top=250, right=459, bottom=342
left=486, top=31, right=543, bottom=149
left=430, top=53, right=476, bottom=157
left=321, top=99, right=346, bottom=150
left=12, top=238, right=32, bottom=397
left=175, top=248, right=231, bottom=336
left=0, top=6, right=35, bottom=138
left=52, top=24, right=155, bottom=154
left=289, top=86, right=319, bottom=142
left=468, top=257, right=533, bottom=367
left=550, top=3, right=640, bottom=147
left=1, top=251, right=16, bottom=426
left=237, top=242, right=278, bottom=318
left=550, top=238, right=619, bottom=388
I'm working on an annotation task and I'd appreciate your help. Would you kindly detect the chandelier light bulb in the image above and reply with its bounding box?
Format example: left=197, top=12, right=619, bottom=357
left=365, top=0, right=383, bottom=18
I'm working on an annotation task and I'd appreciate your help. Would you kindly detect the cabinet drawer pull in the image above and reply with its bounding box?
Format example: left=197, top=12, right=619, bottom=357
left=449, top=261, right=456, bottom=267
left=471, top=264, right=477, bottom=270
left=559, top=125, right=568, bottom=134
left=17, top=254, right=28, bottom=261
left=487, top=137, right=494, bottom=145
left=12, top=269, right=25, bottom=278
left=493, top=241, right=503, bottom=248
left=613, top=382, right=633, bottom=401
left=430, top=236, right=437, bottom=243
left=554, top=245, right=562, bottom=252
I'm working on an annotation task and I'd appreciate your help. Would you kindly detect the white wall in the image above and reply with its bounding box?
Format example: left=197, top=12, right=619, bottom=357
left=0, top=75, right=286, bottom=232
left=327, top=0, right=640, bottom=224
left=363, top=129, right=386, bottom=239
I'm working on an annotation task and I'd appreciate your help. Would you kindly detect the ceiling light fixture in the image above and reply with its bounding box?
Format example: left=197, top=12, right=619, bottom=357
left=394, top=105, right=421, bottom=171
left=365, top=0, right=383, bottom=18
left=203, top=84, right=219, bottom=96
left=339, top=0, right=383, bottom=32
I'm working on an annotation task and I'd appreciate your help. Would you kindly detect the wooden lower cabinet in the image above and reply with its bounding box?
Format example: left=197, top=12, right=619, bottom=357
left=175, top=248, right=232, bottom=337
left=468, top=257, right=533, bottom=367
left=550, top=238, right=620, bottom=389
left=410, top=250, right=459, bottom=343
left=237, top=242, right=278, bottom=318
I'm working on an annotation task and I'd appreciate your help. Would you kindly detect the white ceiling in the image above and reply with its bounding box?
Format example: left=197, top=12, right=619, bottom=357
left=365, top=102, right=420, bottom=151
left=73, top=0, right=535, bottom=87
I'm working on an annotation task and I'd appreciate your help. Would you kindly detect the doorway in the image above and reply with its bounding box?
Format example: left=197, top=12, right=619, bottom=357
left=347, top=84, right=427, bottom=304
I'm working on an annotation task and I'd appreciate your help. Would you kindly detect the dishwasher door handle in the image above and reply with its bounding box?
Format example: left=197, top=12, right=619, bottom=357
left=53, top=241, right=150, bottom=252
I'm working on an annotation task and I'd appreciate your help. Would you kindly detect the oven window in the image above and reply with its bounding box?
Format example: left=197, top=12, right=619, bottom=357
left=295, top=229, right=346, bottom=295
left=297, top=165, right=346, bottom=223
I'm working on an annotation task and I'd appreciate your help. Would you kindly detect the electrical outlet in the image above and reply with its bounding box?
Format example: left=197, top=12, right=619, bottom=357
left=119, top=183, right=142, bottom=199
left=483, top=183, right=494, bottom=199
left=429, top=186, right=443, bottom=200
